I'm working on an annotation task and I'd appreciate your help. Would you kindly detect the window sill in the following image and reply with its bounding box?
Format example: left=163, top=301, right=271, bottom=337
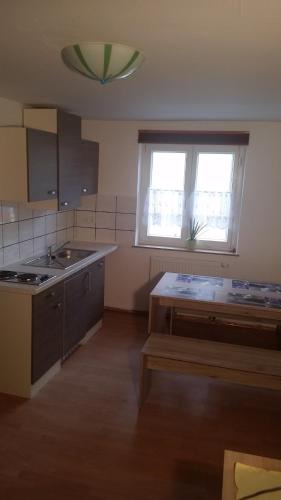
left=133, top=244, right=239, bottom=256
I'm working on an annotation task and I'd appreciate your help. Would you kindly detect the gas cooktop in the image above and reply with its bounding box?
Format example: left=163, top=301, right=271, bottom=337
left=0, top=270, right=56, bottom=286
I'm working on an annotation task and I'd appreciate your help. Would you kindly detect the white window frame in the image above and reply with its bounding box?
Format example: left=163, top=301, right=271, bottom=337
left=136, top=143, right=246, bottom=252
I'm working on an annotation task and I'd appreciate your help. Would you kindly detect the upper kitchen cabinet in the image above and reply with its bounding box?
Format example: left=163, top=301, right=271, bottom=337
left=57, top=110, right=81, bottom=210
left=0, top=127, right=57, bottom=206
left=24, top=108, right=82, bottom=210
left=81, top=139, right=99, bottom=195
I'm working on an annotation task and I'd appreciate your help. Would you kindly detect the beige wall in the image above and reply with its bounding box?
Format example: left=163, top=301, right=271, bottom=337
left=82, top=119, right=281, bottom=311
left=0, top=97, right=22, bottom=126
left=0, top=98, right=280, bottom=311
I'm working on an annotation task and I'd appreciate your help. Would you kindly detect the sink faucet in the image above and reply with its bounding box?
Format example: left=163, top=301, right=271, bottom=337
left=47, top=245, right=53, bottom=264
left=47, top=241, right=70, bottom=264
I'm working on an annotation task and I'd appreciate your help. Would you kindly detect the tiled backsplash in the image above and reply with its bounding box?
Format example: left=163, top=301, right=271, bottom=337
left=0, top=194, right=137, bottom=266
left=0, top=201, right=74, bottom=266
left=74, top=194, right=136, bottom=246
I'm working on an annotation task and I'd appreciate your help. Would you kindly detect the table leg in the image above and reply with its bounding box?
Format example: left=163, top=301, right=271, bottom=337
left=148, top=296, right=159, bottom=334
left=276, top=324, right=281, bottom=350
left=169, top=307, right=174, bottom=335
left=139, top=354, right=151, bottom=408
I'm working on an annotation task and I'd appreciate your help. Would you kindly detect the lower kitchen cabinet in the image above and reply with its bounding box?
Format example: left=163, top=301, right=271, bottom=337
left=31, top=257, right=105, bottom=382
left=32, top=281, right=64, bottom=383
left=63, top=257, right=105, bottom=358
left=83, top=258, right=105, bottom=334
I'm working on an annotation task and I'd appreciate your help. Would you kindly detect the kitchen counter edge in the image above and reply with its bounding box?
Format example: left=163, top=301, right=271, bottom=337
left=0, top=242, right=118, bottom=295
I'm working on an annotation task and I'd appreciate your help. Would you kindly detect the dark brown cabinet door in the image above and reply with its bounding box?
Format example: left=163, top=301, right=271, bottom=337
left=57, top=110, right=81, bottom=210
left=32, top=282, right=64, bottom=383
left=87, top=258, right=105, bottom=329
left=81, top=139, right=99, bottom=195
left=63, top=268, right=91, bottom=356
left=63, top=258, right=105, bottom=357
left=27, top=128, right=57, bottom=202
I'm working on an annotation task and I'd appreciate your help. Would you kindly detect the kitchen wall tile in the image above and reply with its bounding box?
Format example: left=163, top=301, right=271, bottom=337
left=78, top=194, right=96, bottom=211
left=19, top=219, right=33, bottom=242
left=33, top=236, right=46, bottom=256
left=32, top=208, right=47, bottom=218
left=57, top=211, right=68, bottom=230
left=19, top=239, right=34, bottom=260
left=46, top=213, right=57, bottom=234
left=116, top=230, right=135, bottom=246
left=0, top=199, right=76, bottom=266
left=96, top=194, right=116, bottom=212
left=46, top=232, right=56, bottom=248
left=66, top=227, right=74, bottom=241
left=3, top=222, right=19, bottom=246
left=4, top=244, right=20, bottom=265
left=33, top=216, right=46, bottom=237
left=56, top=229, right=67, bottom=245
left=116, top=195, right=137, bottom=214
left=74, top=227, right=95, bottom=242
left=2, top=202, right=18, bottom=223
left=96, top=229, right=116, bottom=243
left=96, top=212, right=115, bottom=229
left=18, top=203, right=33, bottom=221
left=116, top=213, right=136, bottom=231
left=67, top=210, right=74, bottom=228
left=76, top=211, right=95, bottom=228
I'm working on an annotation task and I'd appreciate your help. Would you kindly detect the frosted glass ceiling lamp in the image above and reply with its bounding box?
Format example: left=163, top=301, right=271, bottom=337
left=61, top=42, right=145, bottom=85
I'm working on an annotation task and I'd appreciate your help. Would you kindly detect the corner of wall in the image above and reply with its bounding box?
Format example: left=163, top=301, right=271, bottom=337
left=0, top=97, right=23, bottom=127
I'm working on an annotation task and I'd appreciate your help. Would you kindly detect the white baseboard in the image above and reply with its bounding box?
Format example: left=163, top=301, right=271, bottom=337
left=30, top=360, right=61, bottom=398
left=80, top=319, right=103, bottom=345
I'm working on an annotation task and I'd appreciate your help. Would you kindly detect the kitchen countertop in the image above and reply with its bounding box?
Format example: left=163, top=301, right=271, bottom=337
left=0, top=241, right=118, bottom=295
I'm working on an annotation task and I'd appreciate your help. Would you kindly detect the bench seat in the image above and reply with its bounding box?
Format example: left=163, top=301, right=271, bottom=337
left=139, top=333, right=281, bottom=407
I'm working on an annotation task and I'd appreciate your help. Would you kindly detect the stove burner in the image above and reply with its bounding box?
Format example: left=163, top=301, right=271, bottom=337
left=17, top=273, right=40, bottom=283
left=0, top=270, right=18, bottom=280
left=0, top=270, right=55, bottom=286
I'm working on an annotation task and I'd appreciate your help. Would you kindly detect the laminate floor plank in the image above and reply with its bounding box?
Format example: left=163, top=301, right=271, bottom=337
left=0, top=311, right=281, bottom=500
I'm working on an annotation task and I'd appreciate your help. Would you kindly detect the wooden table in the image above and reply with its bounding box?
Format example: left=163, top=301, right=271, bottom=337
left=148, top=273, right=281, bottom=347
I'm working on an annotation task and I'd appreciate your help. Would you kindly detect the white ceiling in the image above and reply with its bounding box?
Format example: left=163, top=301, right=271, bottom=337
left=1, top=0, right=281, bottom=120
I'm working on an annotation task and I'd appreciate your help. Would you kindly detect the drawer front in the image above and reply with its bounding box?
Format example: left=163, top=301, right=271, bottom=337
left=33, top=281, right=64, bottom=306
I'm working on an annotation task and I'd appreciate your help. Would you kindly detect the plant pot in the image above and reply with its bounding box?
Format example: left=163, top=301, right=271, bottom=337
left=187, top=239, right=197, bottom=251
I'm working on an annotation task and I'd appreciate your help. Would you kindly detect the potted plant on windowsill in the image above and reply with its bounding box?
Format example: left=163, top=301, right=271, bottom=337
left=187, top=218, right=206, bottom=250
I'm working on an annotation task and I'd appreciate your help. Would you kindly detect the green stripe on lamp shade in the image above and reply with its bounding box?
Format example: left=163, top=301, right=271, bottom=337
left=73, top=44, right=99, bottom=80
left=111, top=50, right=140, bottom=80
left=103, top=44, right=112, bottom=81
left=61, top=42, right=144, bottom=84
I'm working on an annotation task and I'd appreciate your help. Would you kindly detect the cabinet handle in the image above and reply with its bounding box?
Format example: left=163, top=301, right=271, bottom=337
left=98, top=262, right=104, bottom=268
left=48, top=190, right=57, bottom=196
left=54, top=302, right=63, bottom=310
left=82, top=187, right=88, bottom=193
left=61, top=201, right=69, bottom=207
left=46, top=291, right=55, bottom=298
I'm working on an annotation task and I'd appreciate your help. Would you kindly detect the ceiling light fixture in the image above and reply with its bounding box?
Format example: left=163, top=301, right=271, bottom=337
left=61, top=42, right=145, bottom=85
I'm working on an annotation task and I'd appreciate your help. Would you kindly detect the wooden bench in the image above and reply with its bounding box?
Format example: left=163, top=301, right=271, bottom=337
left=139, top=334, right=281, bottom=407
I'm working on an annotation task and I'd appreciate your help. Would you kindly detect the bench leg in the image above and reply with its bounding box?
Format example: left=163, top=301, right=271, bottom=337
left=139, top=354, right=152, bottom=409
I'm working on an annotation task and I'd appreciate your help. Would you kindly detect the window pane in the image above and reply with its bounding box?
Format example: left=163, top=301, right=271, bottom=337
left=147, top=152, right=186, bottom=238
left=151, top=152, right=186, bottom=189
left=193, top=153, right=234, bottom=242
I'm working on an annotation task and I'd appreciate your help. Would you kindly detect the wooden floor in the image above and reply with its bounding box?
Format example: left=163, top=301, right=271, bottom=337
left=1, top=310, right=281, bottom=500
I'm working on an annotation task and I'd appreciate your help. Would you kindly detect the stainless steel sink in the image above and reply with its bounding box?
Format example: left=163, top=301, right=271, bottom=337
left=24, top=248, right=97, bottom=270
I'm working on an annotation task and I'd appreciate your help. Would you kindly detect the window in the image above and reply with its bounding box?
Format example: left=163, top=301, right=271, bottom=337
left=136, top=133, right=247, bottom=252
